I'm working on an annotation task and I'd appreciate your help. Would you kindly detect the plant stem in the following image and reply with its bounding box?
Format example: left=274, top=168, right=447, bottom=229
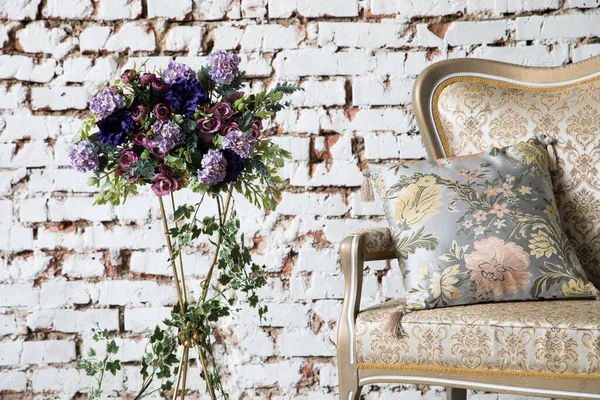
left=201, top=185, right=234, bottom=303
left=179, top=347, right=190, bottom=400
left=171, top=346, right=186, bottom=400
left=196, top=345, right=217, bottom=400
left=170, top=192, right=188, bottom=302
left=158, top=196, right=186, bottom=312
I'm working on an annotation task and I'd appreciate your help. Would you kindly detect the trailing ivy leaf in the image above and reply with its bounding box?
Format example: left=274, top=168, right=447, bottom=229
left=186, top=133, right=198, bottom=154
left=181, top=118, right=196, bottom=134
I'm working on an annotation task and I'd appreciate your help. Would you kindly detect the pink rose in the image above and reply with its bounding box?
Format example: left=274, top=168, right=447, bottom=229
left=153, top=103, right=172, bottom=121
left=119, top=149, right=139, bottom=169
left=152, top=78, right=169, bottom=93
left=464, top=237, right=531, bottom=297
left=130, top=104, right=147, bottom=124
left=140, top=73, right=157, bottom=85
left=250, top=119, right=262, bottom=139
left=133, top=133, right=151, bottom=148
left=222, top=122, right=239, bottom=135
left=212, top=102, right=233, bottom=121
left=196, top=116, right=221, bottom=134
left=151, top=166, right=179, bottom=196
left=120, top=69, right=138, bottom=83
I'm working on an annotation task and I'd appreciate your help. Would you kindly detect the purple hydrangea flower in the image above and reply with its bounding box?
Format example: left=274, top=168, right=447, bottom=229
left=222, top=129, right=256, bottom=158
left=152, top=120, right=185, bottom=144
left=97, top=108, right=134, bottom=146
left=69, top=140, right=99, bottom=172
left=90, top=87, right=126, bottom=119
left=208, top=51, right=241, bottom=85
left=165, top=77, right=208, bottom=116
left=161, top=60, right=196, bottom=84
left=222, top=149, right=245, bottom=183
left=198, top=149, right=227, bottom=185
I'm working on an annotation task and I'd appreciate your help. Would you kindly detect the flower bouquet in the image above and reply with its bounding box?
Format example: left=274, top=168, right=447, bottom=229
left=69, top=51, right=301, bottom=399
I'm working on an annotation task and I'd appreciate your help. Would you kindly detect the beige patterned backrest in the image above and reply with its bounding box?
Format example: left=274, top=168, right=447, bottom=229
left=413, top=56, right=600, bottom=288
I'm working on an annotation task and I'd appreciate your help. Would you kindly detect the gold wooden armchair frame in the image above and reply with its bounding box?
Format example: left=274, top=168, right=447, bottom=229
left=337, top=56, right=600, bottom=400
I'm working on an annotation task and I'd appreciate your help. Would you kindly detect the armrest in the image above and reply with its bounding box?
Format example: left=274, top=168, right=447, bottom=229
left=350, top=227, right=395, bottom=261
left=337, top=228, right=395, bottom=371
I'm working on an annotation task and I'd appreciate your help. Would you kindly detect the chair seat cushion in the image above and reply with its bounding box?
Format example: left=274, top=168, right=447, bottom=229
left=356, top=299, right=600, bottom=377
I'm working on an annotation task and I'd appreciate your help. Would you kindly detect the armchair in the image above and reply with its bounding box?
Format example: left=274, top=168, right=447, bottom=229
left=337, top=56, right=600, bottom=399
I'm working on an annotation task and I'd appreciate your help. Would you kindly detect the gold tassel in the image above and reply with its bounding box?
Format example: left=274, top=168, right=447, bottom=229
left=361, top=169, right=375, bottom=202
left=386, top=304, right=409, bottom=338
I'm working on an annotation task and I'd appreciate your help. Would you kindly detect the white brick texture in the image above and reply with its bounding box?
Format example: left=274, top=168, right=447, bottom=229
left=0, top=0, right=596, bottom=398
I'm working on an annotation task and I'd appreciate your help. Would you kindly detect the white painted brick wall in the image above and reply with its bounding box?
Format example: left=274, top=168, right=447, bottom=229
left=0, top=1, right=595, bottom=398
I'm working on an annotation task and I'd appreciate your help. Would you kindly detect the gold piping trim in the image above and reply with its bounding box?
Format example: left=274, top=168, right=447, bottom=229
left=431, top=74, right=600, bottom=158
left=358, top=362, right=600, bottom=381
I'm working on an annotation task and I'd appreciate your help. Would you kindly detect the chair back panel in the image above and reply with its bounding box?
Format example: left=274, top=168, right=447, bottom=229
left=413, top=56, right=600, bottom=287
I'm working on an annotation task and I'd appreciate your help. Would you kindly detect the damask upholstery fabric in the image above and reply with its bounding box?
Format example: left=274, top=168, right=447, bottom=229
left=369, top=137, right=596, bottom=311
left=435, top=77, right=600, bottom=288
left=356, top=299, right=600, bottom=376
left=350, top=227, right=394, bottom=257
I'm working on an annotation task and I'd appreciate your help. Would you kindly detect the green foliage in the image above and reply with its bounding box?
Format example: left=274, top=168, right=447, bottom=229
left=134, top=326, right=178, bottom=400
left=77, top=324, right=121, bottom=400
left=75, top=114, right=97, bottom=142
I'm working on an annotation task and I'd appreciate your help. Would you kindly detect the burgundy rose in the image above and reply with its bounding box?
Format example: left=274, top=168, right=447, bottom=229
left=121, top=69, right=138, bottom=83
left=130, top=104, right=147, bottom=124
left=152, top=78, right=169, bottom=93
left=151, top=166, right=179, bottom=196
left=226, top=91, right=244, bottom=103
left=196, top=116, right=221, bottom=134
left=119, top=148, right=139, bottom=169
left=212, top=102, right=233, bottom=121
left=133, top=133, right=151, bottom=148
left=140, top=73, right=157, bottom=85
left=222, top=122, right=239, bottom=135
left=250, top=119, right=262, bottom=139
left=153, top=103, right=172, bottom=121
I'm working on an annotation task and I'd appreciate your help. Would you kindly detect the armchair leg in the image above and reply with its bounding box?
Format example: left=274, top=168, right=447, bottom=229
left=339, top=381, right=361, bottom=400
left=446, top=387, right=467, bottom=400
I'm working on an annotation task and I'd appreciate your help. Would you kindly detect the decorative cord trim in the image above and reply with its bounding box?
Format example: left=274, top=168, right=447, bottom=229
left=357, top=362, right=600, bottom=381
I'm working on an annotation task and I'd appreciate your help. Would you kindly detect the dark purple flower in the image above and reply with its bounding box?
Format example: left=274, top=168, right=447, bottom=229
left=165, top=77, right=208, bottom=116
left=161, top=60, right=196, bottom=84
left=119, top=148, right=139, bottom=169
left=198, top=149, right=227, bottom=185
left=97, top=108, right=134, bottom=146
left=153, top=103, right=172, bottom=121
left=212, top=102, right=233, bottom=121
left=222, top=149, right=245, bottom=183
left=151, top=166, right=179, bottom=196
left=196, top=116, right=221, bottom=134
left=90, top=87, right=126, bottom=119
left=152, top=78, right=169, bottom=93
left=222, top=129, right=256, bottom=158
left=130, top=104, right=147, bottom=124
left=120, top=69, right=138, bottom=83
left=208, top=50, right=241, bottom=85
left=250, top=119, right=262, bottom=139
left=222, top=122, right=239, bottom=135
left=69, top=140, right=99, bottom=172
left=140, top=73, right=157, bottom=85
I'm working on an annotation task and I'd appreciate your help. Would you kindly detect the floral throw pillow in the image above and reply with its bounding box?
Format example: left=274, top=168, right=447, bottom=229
left=370, top=135, right=597, bottom=311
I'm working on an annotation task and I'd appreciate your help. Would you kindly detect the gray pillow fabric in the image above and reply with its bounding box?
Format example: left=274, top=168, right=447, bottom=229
left=369, top=135, right=597, bottom=311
